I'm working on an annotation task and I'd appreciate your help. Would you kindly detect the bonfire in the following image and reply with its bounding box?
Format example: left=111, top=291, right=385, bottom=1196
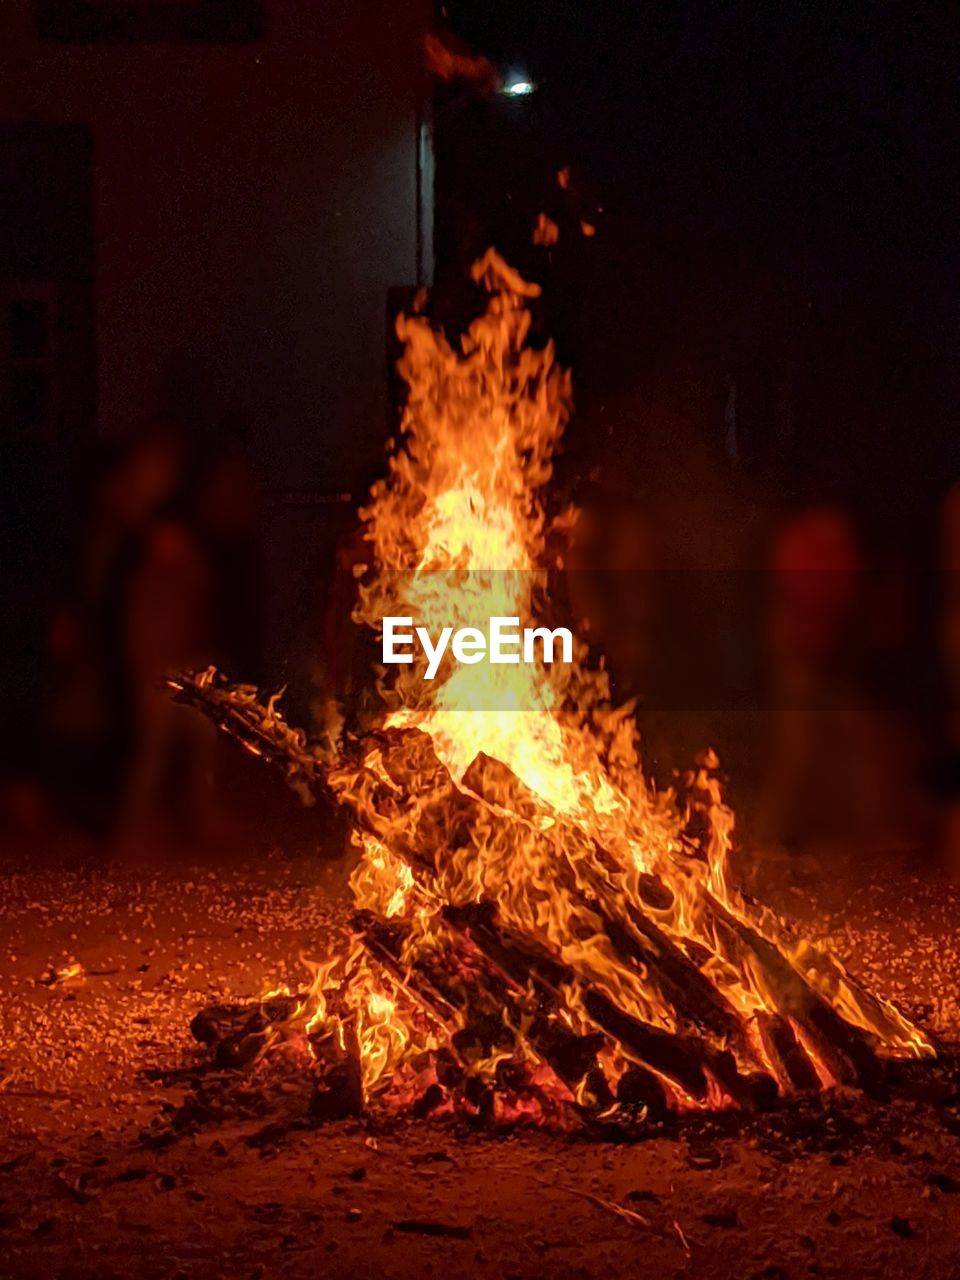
left=171, top=249, right=932, bottom=1130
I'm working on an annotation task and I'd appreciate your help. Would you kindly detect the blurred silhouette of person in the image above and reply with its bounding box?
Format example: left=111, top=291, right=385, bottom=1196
left=317, top=514, right=382, bottom=738
left=565, top=479, right=658, bottom=705
left=194, top=414, right=264, bottom=684
left=45, top=419, right=228, bottom=856
left=45, top=426, right=189, bottom=832
left=117, top=507, right=217, bottom=856
left=758, top=506, right=894, bottom=857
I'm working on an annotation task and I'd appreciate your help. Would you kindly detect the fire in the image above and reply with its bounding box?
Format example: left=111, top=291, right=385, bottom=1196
left=184, top=247, right=933, bottom=1124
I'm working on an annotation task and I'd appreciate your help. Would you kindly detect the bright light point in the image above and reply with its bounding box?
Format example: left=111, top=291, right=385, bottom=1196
left=502, top=78, right=535, bottom=97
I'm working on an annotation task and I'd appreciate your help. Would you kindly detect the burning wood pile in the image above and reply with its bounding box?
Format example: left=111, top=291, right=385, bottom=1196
left=172, top=250, right=933, bottom=1131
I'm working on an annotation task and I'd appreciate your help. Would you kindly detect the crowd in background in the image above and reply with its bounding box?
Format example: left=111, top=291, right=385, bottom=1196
left=564, top=472, right=960, bottom=871
left=6, top=412, right=960, bottom=875
left=16, top=419, right=263, bottom=856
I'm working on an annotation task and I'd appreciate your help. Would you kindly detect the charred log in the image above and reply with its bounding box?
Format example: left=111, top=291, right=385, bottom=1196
left=190, top=993, right=308, bottom=1070
left=310, top=1015, right=364, bottom=1122
left=350, top=910, right=464, bottom=1033
left=616, top=1063, right=670, bottom=1119
left=461, top=752, right=742, bottom=1044
left=457, top=745, right=886, bottom=1093
left=704, top=900, right=884, bottom=1091
left=341, top=730, right=877, bottom=1098
left=443, top=900, right=573, bottom=996
left=167, top=669, right=327, bottom=807
left=757, top=1012, right=823, bottom=1093
left=582, top=990, right=708, bottom=1099
left=443, top=900, right=768, bottom=1109
left=352, top=907, right=613, bottom=1113
left=173, top=673, right=926, bottom=1124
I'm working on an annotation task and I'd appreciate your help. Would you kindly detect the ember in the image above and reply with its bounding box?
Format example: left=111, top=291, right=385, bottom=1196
left=174, top=249, right=933, bottom=1128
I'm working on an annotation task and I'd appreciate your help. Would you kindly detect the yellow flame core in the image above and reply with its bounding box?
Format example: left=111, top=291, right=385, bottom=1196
left=304, top=250, right=930, bottom=1107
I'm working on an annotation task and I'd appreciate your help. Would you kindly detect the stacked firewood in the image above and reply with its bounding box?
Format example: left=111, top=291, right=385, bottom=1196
left=174, top=670, right=931, bottom=1127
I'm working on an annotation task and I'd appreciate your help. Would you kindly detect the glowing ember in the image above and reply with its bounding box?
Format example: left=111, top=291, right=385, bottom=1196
left=176, top=249, right=933, bottom=1127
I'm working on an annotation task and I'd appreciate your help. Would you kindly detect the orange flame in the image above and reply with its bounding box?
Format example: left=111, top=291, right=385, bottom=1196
left=274, top=250, right=931, bottom=1115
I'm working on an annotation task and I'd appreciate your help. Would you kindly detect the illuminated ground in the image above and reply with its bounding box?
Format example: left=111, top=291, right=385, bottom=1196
left=2, top=795, right=960, bottom=1279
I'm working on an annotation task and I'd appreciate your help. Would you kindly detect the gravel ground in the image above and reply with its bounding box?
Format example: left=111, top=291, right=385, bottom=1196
left=746, top=851, right=960, bottom=1043
left=3, top=818, right=960, bottom=1279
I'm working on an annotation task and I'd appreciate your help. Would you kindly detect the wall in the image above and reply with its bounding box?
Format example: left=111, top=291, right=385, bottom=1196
left=0, top=1, right=433, bottom=725
left=0, top=0, right=431, bottom=491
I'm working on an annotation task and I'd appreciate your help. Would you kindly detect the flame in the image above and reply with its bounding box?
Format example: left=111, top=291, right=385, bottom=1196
left=243, top=248, right=931, bottom=1119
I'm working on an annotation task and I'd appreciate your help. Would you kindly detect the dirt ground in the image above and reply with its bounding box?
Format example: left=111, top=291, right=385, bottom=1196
left=3, top=774, right=960, bottom=1279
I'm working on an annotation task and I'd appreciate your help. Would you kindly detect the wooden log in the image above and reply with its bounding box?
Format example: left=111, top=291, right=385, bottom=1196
left=167, top=669, right=326, bottom=807
left=441, top=902, right=613, bottom=1109
left=173, top=681, right=920, bottom=1098
left=345, top=736, right=776, bottom=1100
left=351, top=910, right=463, bottom=1032
left=310, top=1015, right=364, bottom=1122
left=616, top=1064, right=670, bottom=1118
left=757, top=1012, right=823, bottom=1092
left=318, top=724, right=876, bottom=1096
left=190, top=992, right=308, bottom=1070
left=582, top=990, right=708, bottom=1099
left=356, top=735, right=741, bottom=1045
left=459, top=751, right=744, bottom=1045
left=442, top=899, right=777, bottom=1108
left=354, top=908, right=613, bottom=1112
left=737, top=888, right=933, bottom=1059
left=703, top=898, right=883, bottom=1091
left=460, top=753, right=740, bottom=1037
left=443, top=900, right=573, bottom=996
left=455, top=746, right=886, bottom=1091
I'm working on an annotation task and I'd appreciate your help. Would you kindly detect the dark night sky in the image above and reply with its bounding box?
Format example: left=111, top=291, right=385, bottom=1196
left=436, top=0, right=960, bottom=525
